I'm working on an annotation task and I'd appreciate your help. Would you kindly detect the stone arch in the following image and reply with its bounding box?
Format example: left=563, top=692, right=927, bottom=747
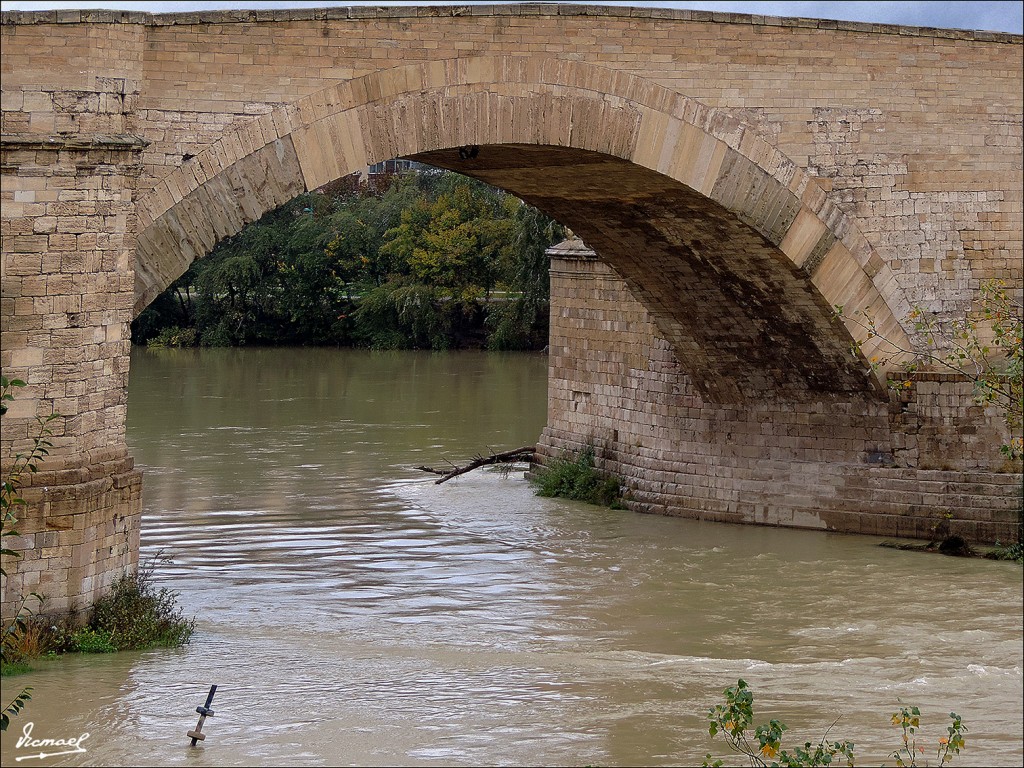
left=134, top=56, right=913, bottom=402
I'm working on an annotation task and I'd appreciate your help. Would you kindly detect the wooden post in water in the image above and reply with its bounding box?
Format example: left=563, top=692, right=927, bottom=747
left=187, top=685, right=218, bottom=745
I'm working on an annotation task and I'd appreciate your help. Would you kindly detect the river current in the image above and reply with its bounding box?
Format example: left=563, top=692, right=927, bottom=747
left=1, top=347, right=1021, bottom=766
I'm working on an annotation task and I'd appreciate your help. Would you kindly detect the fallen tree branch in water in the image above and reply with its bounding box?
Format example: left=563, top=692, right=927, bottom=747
left=415, top=446, right=535, bottom=484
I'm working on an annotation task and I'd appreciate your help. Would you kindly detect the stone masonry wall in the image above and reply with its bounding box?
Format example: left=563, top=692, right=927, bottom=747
left=1, top=132, right=144, bottom=621
left=1, top=137, right=142, bottom=469
left=0, top=468, right=141, bottom=621
left=2, top=6, right=1020, bottom=327
left=541, top=248, right=1023, bottom=544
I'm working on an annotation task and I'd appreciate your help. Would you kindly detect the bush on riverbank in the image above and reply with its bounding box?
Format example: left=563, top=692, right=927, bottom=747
left=1, top=560, right=195, bottom=673
left=87, top=564, right=195, bottom=651
left=986, top=539, right=1024, bottom=563
left=533, top=446, right=624, bottom=508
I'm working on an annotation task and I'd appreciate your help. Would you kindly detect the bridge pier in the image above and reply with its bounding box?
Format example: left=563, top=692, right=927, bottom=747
left=542, top=241, right=1022, bottom=543
left=1, top=133, right=144, bottom=622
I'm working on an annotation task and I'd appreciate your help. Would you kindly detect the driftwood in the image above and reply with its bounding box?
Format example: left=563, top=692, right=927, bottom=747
left=416, top=446, right=535, bottom=484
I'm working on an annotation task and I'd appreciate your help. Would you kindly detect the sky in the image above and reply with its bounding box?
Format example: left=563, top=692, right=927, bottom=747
left=0, top=1, right=1021, bottom=36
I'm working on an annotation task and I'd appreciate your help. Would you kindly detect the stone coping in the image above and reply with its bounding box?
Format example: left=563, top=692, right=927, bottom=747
left=546, top=236, right=597, bottom=260
left=1, top=4, right=1019, bottom=43
left=887, top=369, right=1020, bottom=383
left=1, top=133, right=150, bottom=151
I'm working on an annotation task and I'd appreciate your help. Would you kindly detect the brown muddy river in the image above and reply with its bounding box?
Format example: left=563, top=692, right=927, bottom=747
left=1, top=347, right=1021, bottom=766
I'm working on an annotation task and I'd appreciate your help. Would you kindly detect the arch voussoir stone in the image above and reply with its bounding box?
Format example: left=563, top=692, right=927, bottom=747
left=134, top=55, right=913, bottom=393
left=134, top=136, right=305, bottom=315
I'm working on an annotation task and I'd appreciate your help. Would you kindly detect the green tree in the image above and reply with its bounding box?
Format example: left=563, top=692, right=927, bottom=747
left=346, top=171, right=557, bottom=349
left=488, top=203, right=565, bottom=350
left=191, top=202, right=301, bottom=346
left=132, top=169, right=565, bottom=351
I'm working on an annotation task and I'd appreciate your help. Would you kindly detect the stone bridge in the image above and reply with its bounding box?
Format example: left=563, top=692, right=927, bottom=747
left=1, top=5, right=1021, bottom=618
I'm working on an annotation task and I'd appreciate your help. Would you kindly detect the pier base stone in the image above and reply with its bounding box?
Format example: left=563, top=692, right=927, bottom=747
left=540, top=242, right=1023, bottom=544
left=1, top=457, right=142, bottom=623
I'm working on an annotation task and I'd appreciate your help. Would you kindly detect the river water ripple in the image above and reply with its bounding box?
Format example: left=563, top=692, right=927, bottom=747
left=1, top=348, right=1020, bottom=767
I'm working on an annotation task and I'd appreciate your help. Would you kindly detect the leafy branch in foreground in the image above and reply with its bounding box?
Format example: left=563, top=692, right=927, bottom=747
left=835, top=279, right=1023, bottom=460
left=1, top=375, right=58, bottom=731
left=889, top=706, right=967, bottom=767
left=703, top=679, right=967, bottom=767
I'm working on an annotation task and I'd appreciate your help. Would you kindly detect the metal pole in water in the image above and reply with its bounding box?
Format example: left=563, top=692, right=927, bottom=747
left=187, top=685, right=218, bottom=746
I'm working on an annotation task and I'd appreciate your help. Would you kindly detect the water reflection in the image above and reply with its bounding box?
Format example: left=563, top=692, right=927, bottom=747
left=1, top=348, right=1020, bottom=767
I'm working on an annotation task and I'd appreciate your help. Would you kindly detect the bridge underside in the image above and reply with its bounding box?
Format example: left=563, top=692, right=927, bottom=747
left=410, top=145, right=871, bottom=404
left=410, top=147, right=1020, bottom=543
left=121, top=136, right=1022, bottom=548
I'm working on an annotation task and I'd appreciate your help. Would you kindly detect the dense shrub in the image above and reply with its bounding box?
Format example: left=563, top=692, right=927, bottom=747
left=66, top=627, right=117, bottom=654
left=147, top=326, right=198, bottom=348
left=88, top=565, right=196, bottom=651
left=19, top=563, right=196, bottom=658
left=533, top=446, right=623, bottom=508
left=987, top=540, right=1024, bottom=563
